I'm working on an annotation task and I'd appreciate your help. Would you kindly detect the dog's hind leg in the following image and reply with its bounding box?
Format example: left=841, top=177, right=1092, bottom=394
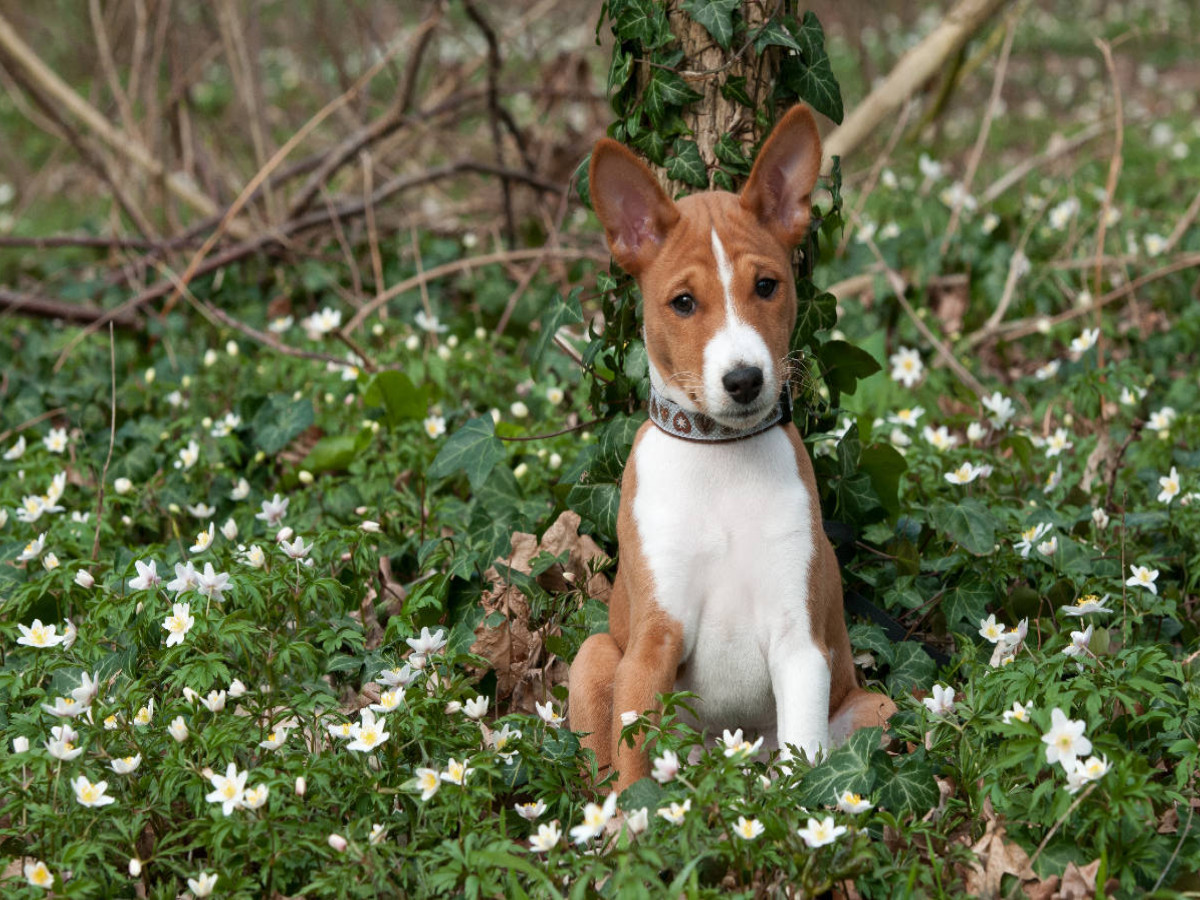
left=568, top=632, right=623, bottom=774
left=829, top=688, right=897, bottom=745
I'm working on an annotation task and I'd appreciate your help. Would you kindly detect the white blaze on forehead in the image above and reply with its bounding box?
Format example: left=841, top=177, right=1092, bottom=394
left=711, top=227, right=739, bottom=319
left=704, top=226, right=773, bottom=423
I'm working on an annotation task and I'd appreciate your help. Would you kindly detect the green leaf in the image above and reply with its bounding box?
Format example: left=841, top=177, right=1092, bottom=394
left=792, top=283, right=837, bottom=350
left=683, top=0, right=739, bottom=50
left=713, top=133, right=750, bottom=173
left=944, top=576, right=993, bottom=630
left=877, top=750, right=940, bottom=815
left=618, top=777, right=666, bottom=812
left=613, top=0, right=665, bottom=45
left=930, top=497, right=997, bottom=555
left=886, top=641, right=936, bottom=693
left=784, top=54, right=843, bottom=124
left=797, top=726, right=883, bottom=806
left=300, top=432, right=369, bottom=474
left=251, top=394, right=314, bottom=454
left=848, top=623, right=894, bottom=664
left=817, top=340, right=881, bottom=396
left=644, top=70, right=703, bottom=125
left=834, top=472, right=882, bottom=526
left=858, top=444, right=907, bottom=519
left=720, top=75, right=753, bottom=107
left=363, top=370, right=426, bottom=426
left=752, top=19, right=802, bottom=54
left=608, top=48, right=634, bottom=93
left=428, top=417, right=506, bottom=492
left=532, top=288, right=584, bottom=373
left=566, top=482, right=621, bottom=542
left=665, top=139, right=708, bottom=189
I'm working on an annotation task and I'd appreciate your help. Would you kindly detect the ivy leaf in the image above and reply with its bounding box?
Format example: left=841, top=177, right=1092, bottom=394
left=796, top=726, right=883, bottom=807
left=644, top=70, right=704, bottom=125
left=720, top=75, right=753, bottom=107
left=532, top=288, right=584, bottom=374
left=944, top=576, right=993, bottom=630
left=300, top=432, right=369, bottom=475
left=683, top=0, right=739, bottom=50
left=877, top=750, right=940, bottom=815
left=784, top=54, right=844, bottom=124
left=930, top=497, right=997, bottom=556
left=251, top=394, right=314, bottom=454
left=666, top=139, right=708, bottom=188
left=608, top=47, right=634, bottom=93
left=574, top=153, right=592, bottom=208
left=858, top=444, right=907, bottom=519
left=817, top=340, right=881, bottom=397
left=752, top=19, right=802, bottom=54
left=613, top=0, right=666, bottom=46
left=618, top=777, right=666, bottom=812
left=713, top=133, right=750, bottom=173
left=428, top=417, right=506, bottom=492
left=834, top=472, right=883, bottom=526
left=363, top=370, right=426, bottom=426
left=792, top=283, right=837, bottom=350
left=886, top=641, right=936, bottom=693
left=566, top=482, right=621, bottom=542
left=780, top=14, right=843, bottom=123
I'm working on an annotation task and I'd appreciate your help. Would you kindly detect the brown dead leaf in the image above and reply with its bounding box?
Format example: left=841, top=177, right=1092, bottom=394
left=472, top=511, right=611, bottom=714
left=964, top=819, right=1037, bottom=899
left=928, top=273, right=970, bottom=336
left=1056, top=859, right=1100, bottom=900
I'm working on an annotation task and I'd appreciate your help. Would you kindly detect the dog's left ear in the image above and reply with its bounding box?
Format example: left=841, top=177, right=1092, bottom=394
left=740, top=105, right=822, bottom=249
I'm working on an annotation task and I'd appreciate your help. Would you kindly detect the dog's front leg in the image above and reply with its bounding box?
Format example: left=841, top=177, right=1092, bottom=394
left=771, top=643, right=832, bottom=762
left=609, top=617, right=684, bottom=793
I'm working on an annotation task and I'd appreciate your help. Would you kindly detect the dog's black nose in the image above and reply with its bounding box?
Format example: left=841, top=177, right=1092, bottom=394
left=722, top=366, right=764, bottom=404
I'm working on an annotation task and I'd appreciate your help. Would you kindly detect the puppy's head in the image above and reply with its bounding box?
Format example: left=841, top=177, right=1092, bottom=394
left=590, top=106, right=821, bottom=429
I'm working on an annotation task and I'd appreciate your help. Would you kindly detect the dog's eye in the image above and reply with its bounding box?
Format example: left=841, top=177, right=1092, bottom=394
left=755, top=278, right=778, bottom=299
left=670, top=293, right=696, bottom=317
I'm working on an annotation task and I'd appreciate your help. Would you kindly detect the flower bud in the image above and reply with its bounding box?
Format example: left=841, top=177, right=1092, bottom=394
left=327, top=833, right=347, bottom=852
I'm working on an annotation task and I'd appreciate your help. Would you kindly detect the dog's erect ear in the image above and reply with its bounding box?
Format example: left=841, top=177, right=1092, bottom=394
left=740, top=105, right=822, bottom=249
left=589, top=139, right=680, bottom=276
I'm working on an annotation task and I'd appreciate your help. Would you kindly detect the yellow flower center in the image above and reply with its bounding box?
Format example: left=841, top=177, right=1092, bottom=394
left=222, top=783, right=237, bottom=799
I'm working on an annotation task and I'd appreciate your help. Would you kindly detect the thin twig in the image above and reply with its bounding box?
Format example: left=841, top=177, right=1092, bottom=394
left=346, top=246, right=605, bottom=333
left=1152, top=803, right=1195, bottom=893
left=497, top=417, right=608, bottom=442
left=287, top=2, right=443, bottom=219
left=1092, top=37, right=1125, bottom=370
left=838, top=101, right=914, bottom=257
left=861, top=235, right=987, bottom=398
left=1164, top=188, right=1200, bottom=255
left=158, top=30, right=412, bottom=317
left=91, top=324, right=117, bottom=561
left=980, top=119, right=1109, bottom=204
left=463, top=0, right=517, bottom=249
left=52, top=159, right=569, bottom=371
left=940, top=14, right=1016, bottom=255
left=989, top=251, right=1200, bottom=343
left=0, top=289, right=142, bottom=328
left=0, top=9, right=237, bottom=231
left=0, top=408, right=68, bottom=446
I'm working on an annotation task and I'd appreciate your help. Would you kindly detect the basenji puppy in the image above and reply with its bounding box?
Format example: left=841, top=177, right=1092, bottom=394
left=569, top=105, right=897, bottom=793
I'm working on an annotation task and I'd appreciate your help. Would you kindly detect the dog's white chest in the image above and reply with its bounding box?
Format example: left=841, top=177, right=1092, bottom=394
left=631, top=426, right=817, bottom=729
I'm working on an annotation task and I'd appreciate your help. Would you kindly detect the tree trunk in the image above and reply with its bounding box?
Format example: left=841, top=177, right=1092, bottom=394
left=659, top=0, right=780, bottom=194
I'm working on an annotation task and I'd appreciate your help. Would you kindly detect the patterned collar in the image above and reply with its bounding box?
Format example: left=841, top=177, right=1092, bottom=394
left=646, top=382, right=793, bottom=443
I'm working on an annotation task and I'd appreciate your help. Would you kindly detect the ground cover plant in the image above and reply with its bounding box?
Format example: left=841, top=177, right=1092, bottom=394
left=1, top=0, right=1199, bottom=896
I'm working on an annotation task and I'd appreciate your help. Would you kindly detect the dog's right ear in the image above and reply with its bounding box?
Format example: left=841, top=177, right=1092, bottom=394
left=589, top=139, right=680, bottom=277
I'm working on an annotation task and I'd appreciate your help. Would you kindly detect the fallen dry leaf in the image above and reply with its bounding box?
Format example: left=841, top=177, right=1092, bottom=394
left=472, top=511, right=611, bottom=714
left=963, top=819, right=1037, bottom=899
left=1056, top=859, right=1100, bottom=900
